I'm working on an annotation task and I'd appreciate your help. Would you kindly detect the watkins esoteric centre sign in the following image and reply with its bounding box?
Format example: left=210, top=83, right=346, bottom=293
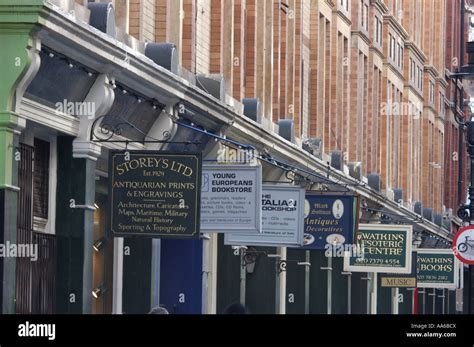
left=344, top=224, right=413, bottom=273
left=109, top=151, right=202, bottom=238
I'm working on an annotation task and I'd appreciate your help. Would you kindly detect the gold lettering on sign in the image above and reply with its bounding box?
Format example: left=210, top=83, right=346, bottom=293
left=381, top=278, right=416, bottom=287
left=110, top=153, right=200, bottom=236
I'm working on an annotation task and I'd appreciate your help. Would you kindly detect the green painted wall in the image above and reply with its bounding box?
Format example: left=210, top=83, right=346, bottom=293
left=0, top=0, right=45, bottom=187
left=448, top=290, right=456, bottom=314
left=0, top=0, right=46, bottom=313
left=286, top=249, right=306, bottom=314
left=332, top=257, right=348, bottom=314
left=398, top=288, right=413, bottom=314
left=350, top=272, right=368, bottom=314
left=216, top=234, right=241, bottom=313
left=309, top=250, right=328, bottom=314
left=435, top=289, right=444, bottom=314
left=55, top=137, right=95, bottom=313
left=245, top=246, right=277, bottom=314
left=425, top=288, right=435, bottom=314
left=377, top=279, right=392, bottom=314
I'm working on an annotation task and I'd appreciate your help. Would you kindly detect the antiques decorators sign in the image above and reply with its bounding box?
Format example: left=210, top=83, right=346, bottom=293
left=301, top=193, right=358, bottom=249
left=109, top=151, right=202, bottom=238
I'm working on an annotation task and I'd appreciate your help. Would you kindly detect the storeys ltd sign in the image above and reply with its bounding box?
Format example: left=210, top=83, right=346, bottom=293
left=344, top=224, right=413, bottom=273
left=109, top=151, right=202, bottom=237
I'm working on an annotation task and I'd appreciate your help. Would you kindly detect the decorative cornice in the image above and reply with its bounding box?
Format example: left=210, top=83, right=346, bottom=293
left=15, top=37, right=41, bottom=113
left=0, top=0, right=47, bottom=26
left=424, top=65, right=439, bottom=79
left=325, top=0, right=335, bottom=8
left=404, top=41, right=427, bottom=64
left=404, top=84, right=425, bottom=101
left=369, top=45, right=385, bottom=60
left=333, top=8, right=352, bottom=26
left=73, top=74, right=115, bottom=159
left=424, top=104, right=436, bottom=113
left=351, top=30, right=371, bottom=46
left=383, top=14, right=409, bottom=40
left=370, top=0, right=389, bottom=14
left=19, top=97, right=80, bottom=136
left=384, top=61, right=405, bottom=82
left=436, top=76, right=448, bottom=89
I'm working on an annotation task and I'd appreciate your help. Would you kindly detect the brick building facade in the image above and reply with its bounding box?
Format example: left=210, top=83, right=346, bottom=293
left=0, top=0, right=462, bottom=315
left=113, top=0, right=464, bottom=219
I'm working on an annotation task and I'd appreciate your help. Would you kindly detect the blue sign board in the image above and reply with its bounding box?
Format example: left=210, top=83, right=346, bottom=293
left=299, top=193, right=358, bottom=250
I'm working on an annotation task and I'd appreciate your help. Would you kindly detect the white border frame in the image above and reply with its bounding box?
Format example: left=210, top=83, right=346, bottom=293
left=416, top=248, right=459, bottom=289
left=224, top=185, right=305, bottom=247
left=200, top=164, right=262, bottom=233
left=343, top=224, right=413, bottom=274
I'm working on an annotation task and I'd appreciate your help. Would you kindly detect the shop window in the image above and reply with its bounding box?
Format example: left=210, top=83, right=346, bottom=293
left=33, top=138, right=50, bottom=230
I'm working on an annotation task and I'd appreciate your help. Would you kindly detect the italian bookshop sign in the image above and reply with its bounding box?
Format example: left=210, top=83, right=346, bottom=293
left=109, top=151, right=202, bottom=238
left=200, top=164, right=261, bottom=233
left=344, top=224, right=413, bottom=273
left=225, top=185, right=305, bottom=246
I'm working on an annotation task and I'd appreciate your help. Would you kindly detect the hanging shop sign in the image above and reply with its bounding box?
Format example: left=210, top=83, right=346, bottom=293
left=416, top=249, right=459, bottom=289
left=452, top=225, right=474, bottom=265
left=380, top=252, right=418, bottom=288
left=109, top=150, right=202, bottom=238
left=299, top=192, right=358, bottom=250
left=200, top=164, right=262, bottom=233
left=344, top=224, right=413, bottom=273
left=224, top=185, right=305, bottom=247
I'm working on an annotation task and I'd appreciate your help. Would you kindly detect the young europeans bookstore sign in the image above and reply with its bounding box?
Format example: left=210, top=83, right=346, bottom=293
left=200, top=164, right=262, bottom=233
left=109, top=150, right=202, bottom=238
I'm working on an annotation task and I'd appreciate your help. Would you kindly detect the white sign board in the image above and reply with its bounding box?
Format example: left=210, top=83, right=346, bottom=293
left=416, top=248, right=459, bottom=289
left=224, top=185, right=305, bottom=247
left=343, top=224, right=413, bottom=274
left=200, top=164, right=262, bottom=233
